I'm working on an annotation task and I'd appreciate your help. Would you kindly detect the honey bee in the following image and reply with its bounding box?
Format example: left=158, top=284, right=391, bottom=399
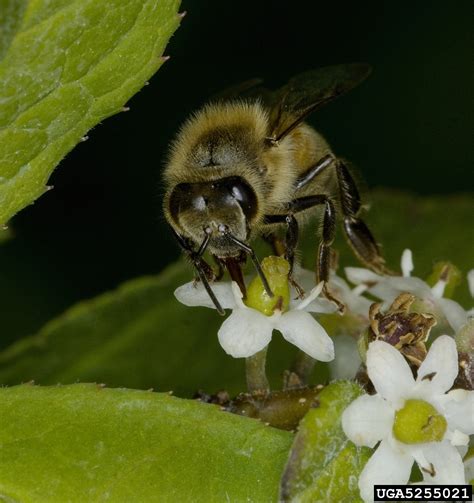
left=163, top=64, right=390, bottom=315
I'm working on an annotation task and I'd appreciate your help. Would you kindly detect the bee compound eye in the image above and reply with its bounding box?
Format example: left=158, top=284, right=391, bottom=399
left=223, top=177, right=258, bottom=220
left=168, top=183, right=191, bottom=223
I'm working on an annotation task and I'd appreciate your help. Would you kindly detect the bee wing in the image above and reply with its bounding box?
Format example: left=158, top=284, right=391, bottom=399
left=269, top=63, right=372, bottom=142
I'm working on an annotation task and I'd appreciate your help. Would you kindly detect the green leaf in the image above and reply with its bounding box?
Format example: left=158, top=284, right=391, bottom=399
left=280, top=381, right=371, bottom=502
left=0, top=0, right=28, bottom=59
left=0, top=0, right=181, bottom=225
left=0, top=383, right=293, bottom=502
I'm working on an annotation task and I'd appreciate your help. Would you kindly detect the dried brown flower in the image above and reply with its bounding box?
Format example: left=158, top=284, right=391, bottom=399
left=368, top=293, right=437, bottom=367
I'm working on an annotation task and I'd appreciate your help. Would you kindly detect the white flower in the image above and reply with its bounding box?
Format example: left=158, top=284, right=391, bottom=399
left=345, top=249, right=470, bottom=332
left=175, top=280, right=335, bottom=360
left=342, top=336, right=473, bottom=503
left=294, top=264, right=372, bottom=318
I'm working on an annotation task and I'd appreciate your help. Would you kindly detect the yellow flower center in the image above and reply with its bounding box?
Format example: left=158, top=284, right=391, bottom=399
left=393, top=399, right=447, bottom=444
left=245, top=256, right=290, bottom=316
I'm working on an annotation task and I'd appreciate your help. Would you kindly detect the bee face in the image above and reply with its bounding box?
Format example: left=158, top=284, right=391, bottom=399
left=167, top=175, right=258, bottom=256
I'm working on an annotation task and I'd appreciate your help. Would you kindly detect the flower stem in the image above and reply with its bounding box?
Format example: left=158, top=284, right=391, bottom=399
left=289, top=351, right=315, bottom=386
left=246, top=348, right=269, bottom=394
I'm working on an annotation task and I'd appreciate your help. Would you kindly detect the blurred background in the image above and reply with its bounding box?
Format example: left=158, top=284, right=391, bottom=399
left=0, top=0, right=472, bottom=348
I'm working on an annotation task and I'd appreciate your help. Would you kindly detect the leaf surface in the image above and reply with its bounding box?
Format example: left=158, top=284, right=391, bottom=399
left=280, top=381, right=371, bottom=502
left=0, top=383, right=293, bottom=502
left=0, top=0, right=181, bottom=224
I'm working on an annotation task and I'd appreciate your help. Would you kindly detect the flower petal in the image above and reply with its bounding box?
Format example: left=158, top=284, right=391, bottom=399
left=329, top=273, right=372, bottom=316
left=345, top=267, right=382, bottom=286
left=359, top=439, right=412, bottom=503
left=366, top=341, right=415, bottom=407
left=342, top=394, right=394, bottom=448
left=416, top=335, right=458, bottom=395
left=277, top=310, right=334, bottom=361
left=431, top=279, right=447, bottom=299
left=297, top=297, right=336, bottom=314
left=174, top=281, right=237, bottom=310
left=401, top=249, right=414, bottom=277
left=416, top=442, right=465, bottom=485
left=217, top=309, right=273, bottom=358
left=468, top=269, right=474, bottom=298
left=370, top=276, right=432, bottom=302
left=437, top=298, right=468, bottom=332
left=442, top=389, right=474, bottom=435
left=329, top=335, right=361, bottom=380
left=295, top=281, right=323, bottom=310
left=292, top=282, right=337, bottom=314
left=345, top=266, right=432, bottom=303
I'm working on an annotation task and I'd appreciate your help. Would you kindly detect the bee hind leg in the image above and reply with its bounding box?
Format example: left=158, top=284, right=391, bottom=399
left=336, top=160, right=392, bottom=275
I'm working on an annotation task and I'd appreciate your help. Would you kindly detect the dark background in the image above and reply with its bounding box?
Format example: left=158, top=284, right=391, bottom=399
left=1, top=0, right=472, bottom=346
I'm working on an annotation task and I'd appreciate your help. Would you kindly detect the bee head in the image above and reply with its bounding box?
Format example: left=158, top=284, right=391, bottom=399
left=167, top=176, right=258, bottom=256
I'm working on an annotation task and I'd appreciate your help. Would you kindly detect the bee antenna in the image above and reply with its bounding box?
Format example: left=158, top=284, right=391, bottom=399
left=223, top=231, right=274, bottom=298
left=194, top=232, right=225, bottom=316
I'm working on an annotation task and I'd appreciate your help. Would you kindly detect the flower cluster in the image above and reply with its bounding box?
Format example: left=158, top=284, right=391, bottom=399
left=174, top=250, right=473, bottom=498
left=346, top=249, right=473, bottom=334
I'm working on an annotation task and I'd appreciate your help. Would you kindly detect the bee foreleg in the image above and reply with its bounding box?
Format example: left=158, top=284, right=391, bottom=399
left=336, top=160, right=391, bottom=275
left=169, top=227, right=225, bottom=315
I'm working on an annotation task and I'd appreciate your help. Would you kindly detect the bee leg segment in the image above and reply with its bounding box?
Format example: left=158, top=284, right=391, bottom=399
left=284, top=214, right=298, bottom=274
left=294, top=154, right=335, bottom=190
left=170, top=227, right=225, bottom=316
left=336, top=160, right=391, bottom=274
left=316, top=198, right=345, bottom=313
left=284, top=214, right=305, bottom=299
left=223, top=231, right=274, bottom=298
left=265, top=195, right=344, bottom=311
